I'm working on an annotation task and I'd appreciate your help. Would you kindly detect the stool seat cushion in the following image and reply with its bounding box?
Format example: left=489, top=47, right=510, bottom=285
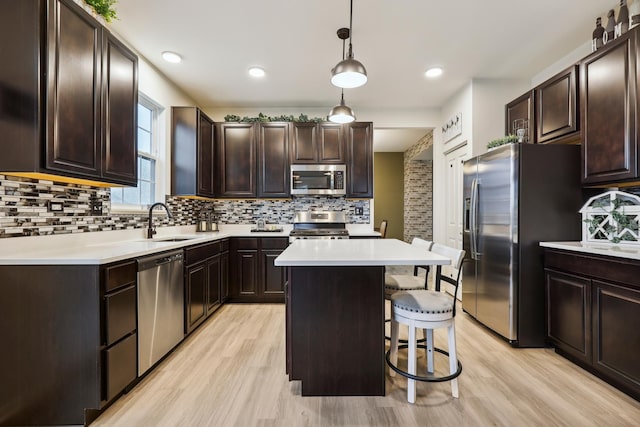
left=384, top=274, right=425, bottom=298
left=391, top=290, right=453, bottom=316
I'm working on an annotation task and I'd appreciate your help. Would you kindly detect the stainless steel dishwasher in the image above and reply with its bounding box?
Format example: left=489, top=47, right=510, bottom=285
left=137, top=250, right=185, bottom=375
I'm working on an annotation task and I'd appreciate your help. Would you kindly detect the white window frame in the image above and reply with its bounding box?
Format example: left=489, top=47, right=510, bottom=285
left=110, top=93, right=166, bottom=213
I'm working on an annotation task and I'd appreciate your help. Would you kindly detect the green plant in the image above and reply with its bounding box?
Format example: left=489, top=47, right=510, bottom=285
left=224, top=113, right=324, bottom=123
left=487, top=134, right=519, bottom=149
left=84, top=0, right=117, bottom=22
left=583, top=197, right=639, bottom=243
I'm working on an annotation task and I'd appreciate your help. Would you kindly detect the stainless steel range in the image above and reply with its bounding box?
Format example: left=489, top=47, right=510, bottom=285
left=289, top=211, right=349, bottom=242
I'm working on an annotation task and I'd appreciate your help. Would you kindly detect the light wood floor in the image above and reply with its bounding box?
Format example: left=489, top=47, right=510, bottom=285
left=93, top=303, right=640, bottom=426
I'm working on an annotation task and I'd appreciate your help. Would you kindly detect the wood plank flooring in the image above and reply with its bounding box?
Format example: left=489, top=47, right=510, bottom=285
left=92, top=303, right=640, bottom=426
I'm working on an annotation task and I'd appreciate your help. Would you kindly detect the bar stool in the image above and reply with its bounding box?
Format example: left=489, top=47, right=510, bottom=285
left=386, top=243, right=465, bottom=403
left=383, top=238, right=432, bottom=342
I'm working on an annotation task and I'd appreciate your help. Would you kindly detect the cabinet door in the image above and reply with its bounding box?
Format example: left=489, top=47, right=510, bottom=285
left=545, top=270, right=591, bottom=363
left=46, top=0, right=102, bottom=178
left=318, top=123, right=345, bottom=163
left=198, top=113, right=215, bottom=197
left=234, top=250, right=258, bottom=296
left=206, top=255, right=221, bottom=313
left=290, top=122, right=318, bottom=163
left=536, top=65, right=578, bottom=144
left=216, top=123, right=256, bottom=197
left=186, top=262, right=206, bottom=333
left=261, top=249, right=286, bottom=296
left=506, top=91, right=534, bottom=143
left=346, top=122, right=373, bottom=198
left=581, top=32, right=638, bottom=184
left=592, top=280, right=640, bottom=394
left=258, top=122, right=289, bottom=197
left=101, top=31, right=138, bottom=185
left=220, top=251, right=229, bottom=302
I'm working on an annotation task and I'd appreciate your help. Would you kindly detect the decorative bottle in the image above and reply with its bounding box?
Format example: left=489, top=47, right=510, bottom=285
left=619, top=0, right=630, bottom=34
left=605, top=9, right=616, bottom=42
left=631, top=0, right=640, bottom=28
left=593, top=17, right=605, bottom=50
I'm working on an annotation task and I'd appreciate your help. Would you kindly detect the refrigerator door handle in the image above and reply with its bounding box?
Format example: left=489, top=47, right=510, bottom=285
left=470, top=178, right=479, bottom=260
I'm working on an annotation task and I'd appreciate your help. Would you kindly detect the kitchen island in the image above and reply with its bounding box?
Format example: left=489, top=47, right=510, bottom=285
left=275, top=239, right=450, bottom=396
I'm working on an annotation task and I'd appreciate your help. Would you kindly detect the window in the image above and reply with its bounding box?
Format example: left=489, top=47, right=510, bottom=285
left=111, top=94, right=164, bottom=211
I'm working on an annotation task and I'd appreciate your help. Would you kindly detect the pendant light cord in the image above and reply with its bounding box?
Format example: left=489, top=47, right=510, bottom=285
left=348, top=0, right=354, bottom=59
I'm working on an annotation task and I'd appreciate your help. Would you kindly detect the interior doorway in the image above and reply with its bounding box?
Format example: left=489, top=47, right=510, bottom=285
left=373, top=152, right=404, bottom=239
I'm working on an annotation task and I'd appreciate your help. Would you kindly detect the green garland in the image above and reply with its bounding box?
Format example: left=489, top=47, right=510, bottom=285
left=487, top=134, right=519, bottom=149
left=224, top=113, right=324, bottom=123
left=84, top=0, right=117, bottom=22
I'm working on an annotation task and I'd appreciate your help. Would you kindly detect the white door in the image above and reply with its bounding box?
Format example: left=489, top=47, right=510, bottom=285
left=443, top=143, right=469, bottom=298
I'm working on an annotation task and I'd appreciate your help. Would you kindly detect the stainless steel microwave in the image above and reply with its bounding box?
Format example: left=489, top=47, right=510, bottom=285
left=290, top=164, right=346, bottom=196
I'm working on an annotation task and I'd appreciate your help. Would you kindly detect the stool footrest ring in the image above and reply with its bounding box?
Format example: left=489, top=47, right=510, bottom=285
left=385, top=344, right=462, bottom=383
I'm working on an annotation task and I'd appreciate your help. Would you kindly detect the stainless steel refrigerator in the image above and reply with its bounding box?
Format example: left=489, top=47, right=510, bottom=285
left=462, top=143, right=582, bottom=347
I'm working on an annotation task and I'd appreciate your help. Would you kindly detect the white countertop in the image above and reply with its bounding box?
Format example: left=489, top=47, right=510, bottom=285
left=540, top=241, right=640, bottom=261
left=0, top=224, right=382, bottom=265
left=275, top=239, right=451, bottom=267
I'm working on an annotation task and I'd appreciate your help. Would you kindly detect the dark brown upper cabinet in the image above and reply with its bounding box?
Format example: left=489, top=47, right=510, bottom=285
left=216, top=122, right=257, bottom=197
left=290, top=122, right=345, bottom=164
left=258, top=122, right=290, bottom=198
left=505, top=91, right=534, bottom=143
left=581, top=29, right=639, bottom=185
left=535, top=65, right=579, bottom=144
left=0, top=0, right=138, bottom=186
left=102, top=32, right=139, bottom=185
left=345, top=122, right=373, bottom=198
left=171, top=107, right=215, bottom=198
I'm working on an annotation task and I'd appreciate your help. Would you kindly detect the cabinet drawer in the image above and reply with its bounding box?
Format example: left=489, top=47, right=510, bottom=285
left=233, top=237, right=259, bottom=250
left=103, top=333, right=137, bottom=401
left=185, top=241, right=221, bottom=265
left=221, top=238, right=229, bottom=252
left=104, top=261, right=136, bottom=293
left=104, top=285, right=136, bottom=346
left=262, top=237, right=289, bottom=249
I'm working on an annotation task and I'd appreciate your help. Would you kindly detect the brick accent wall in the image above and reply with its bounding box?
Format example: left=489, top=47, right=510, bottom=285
left=403, top=131, right=433, bottom=242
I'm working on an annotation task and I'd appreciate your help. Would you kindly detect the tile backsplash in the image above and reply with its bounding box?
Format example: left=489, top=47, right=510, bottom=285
left=0, top=174, right=369, bottom=238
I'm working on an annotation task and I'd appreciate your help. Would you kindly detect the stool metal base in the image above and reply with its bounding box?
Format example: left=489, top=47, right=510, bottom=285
left=385, top=344, right=462, bottom=383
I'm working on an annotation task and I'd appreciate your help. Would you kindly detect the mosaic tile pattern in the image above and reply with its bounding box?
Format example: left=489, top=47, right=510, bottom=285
left=404, top=132, right=434, bottom=242
left=0, top=174, right=370, bottom=238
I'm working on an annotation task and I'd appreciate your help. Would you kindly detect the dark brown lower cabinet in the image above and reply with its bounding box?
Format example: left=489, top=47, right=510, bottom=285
left=229, top=237, right=288, bottom=302
left=544, top=249, right=640, bottom=400
left=0, top=259, right=138, bottom=426
left=185, top=239, right=229, bottom=334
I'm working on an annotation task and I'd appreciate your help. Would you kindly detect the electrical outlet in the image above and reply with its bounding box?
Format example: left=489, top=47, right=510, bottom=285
left=355, top=207, right=363, bottom=215
left=48, top=201, right=64, bottom=212
left=90, top=199, right=102, bottom=216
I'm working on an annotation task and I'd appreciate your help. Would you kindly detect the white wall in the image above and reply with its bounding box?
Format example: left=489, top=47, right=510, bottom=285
left=136, top=58, right=197, bottom=194
left=432, top=79, right=528, bottom=245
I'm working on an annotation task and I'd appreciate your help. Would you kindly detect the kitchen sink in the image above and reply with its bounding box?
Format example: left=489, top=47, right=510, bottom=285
left=151, top=236, right=199, bottom=242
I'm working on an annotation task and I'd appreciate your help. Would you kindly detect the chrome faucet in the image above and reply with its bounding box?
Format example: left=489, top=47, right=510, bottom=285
left=147, top=202, right=173, bottom=238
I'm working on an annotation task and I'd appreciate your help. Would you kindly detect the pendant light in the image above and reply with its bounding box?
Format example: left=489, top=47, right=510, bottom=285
left=328, top=29, right=356, bottom=123
left=331, top=0, right=367, bottom=89
left=328, top=90, right=356, bottom=123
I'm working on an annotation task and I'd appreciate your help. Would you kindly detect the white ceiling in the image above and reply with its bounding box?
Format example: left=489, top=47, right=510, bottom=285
left=109, top=0, right=610, bottom=152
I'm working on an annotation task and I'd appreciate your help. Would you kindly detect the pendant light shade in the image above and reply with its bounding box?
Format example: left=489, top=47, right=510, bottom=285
left=328, top=92, right=356, bottom=123
left=331, top=57, right=368, bottom=89
left=331, top=0, right=367, bottom=89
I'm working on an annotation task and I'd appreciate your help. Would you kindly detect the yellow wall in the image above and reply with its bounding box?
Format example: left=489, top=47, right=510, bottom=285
left=373, top=152, right=404, bottom=239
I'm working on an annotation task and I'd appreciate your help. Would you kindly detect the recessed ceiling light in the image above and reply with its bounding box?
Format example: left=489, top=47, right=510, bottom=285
left=425, top=67, right=443, bottom=78
left=248, top=67, right=266, bottom=78
left=162, top=51, right=182, bottom=64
